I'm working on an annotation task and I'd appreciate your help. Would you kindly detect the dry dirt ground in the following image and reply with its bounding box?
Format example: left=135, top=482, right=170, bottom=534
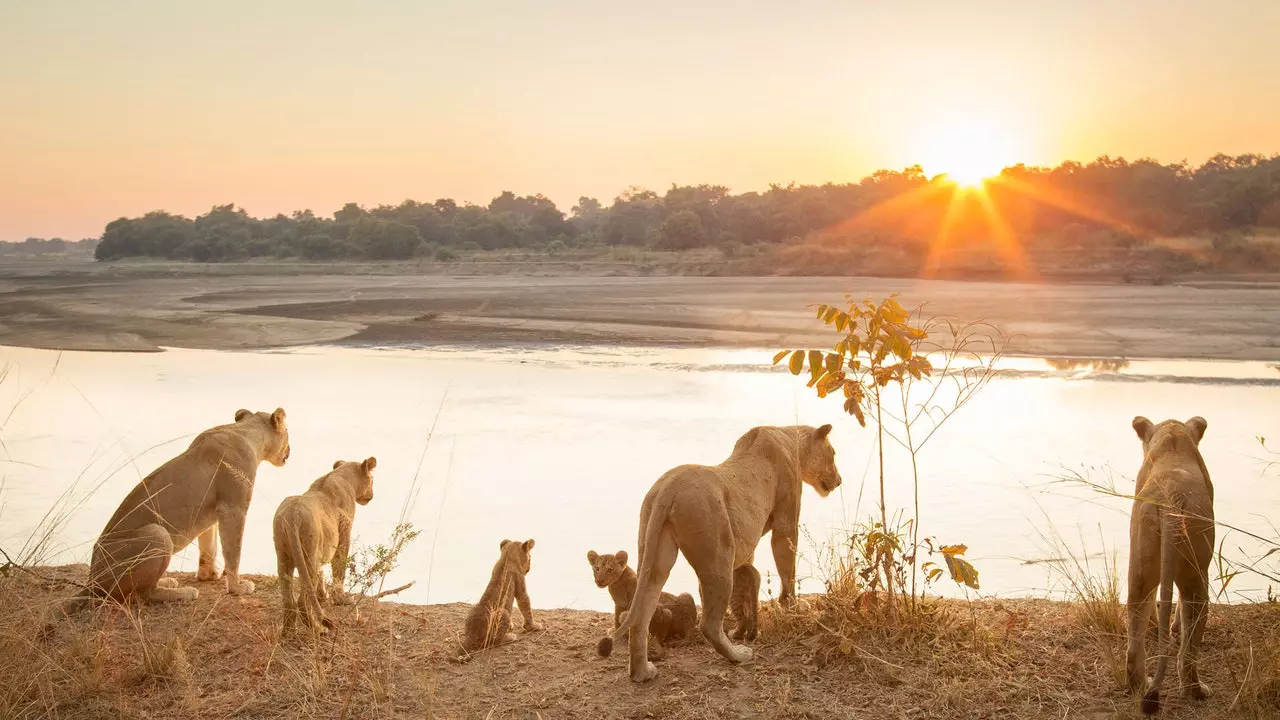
left=4, top=567, right=1279, bottom=720
left=3, top=261, right=1280, bottom=360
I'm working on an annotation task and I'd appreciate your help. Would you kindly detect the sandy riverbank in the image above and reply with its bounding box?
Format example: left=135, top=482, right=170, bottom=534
left=5, top=566, right=1277, bottom=719
left=3, top=262, right=1280, bottom=360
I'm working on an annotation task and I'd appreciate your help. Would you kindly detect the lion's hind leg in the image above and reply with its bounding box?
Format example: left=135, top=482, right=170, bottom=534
left=626, top=527, right=679, bottom=682
left=682, top=534, right=751, bottom=665
left=92, top=523, right=192, bottom=604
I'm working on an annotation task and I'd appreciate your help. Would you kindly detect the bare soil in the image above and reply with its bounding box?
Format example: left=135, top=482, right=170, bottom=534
left=5, top=566, right=1279, bottom=719
left=4, top=260, right=1280, bottom=360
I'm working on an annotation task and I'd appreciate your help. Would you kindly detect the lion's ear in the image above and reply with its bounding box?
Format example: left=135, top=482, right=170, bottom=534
left=523, top=539, right=535, bottom=552
left=500, top=539, right=511, bottom=550
left=815, top=424, right=833, bottom=440
left=333, top=460, right=343, bottom=470
left=362, top=457, right=377, bottom=474
left=271, top=408, right=287, bottom=430
left=587, top=550, right=599, bottom=564
left=1132, top=416, right=1153, bottom=442
left=235, top=409, right=252, bottom=422
left=1186, top=416, right=1208, bottom=444
left=615, top=550, right=628, bottom=565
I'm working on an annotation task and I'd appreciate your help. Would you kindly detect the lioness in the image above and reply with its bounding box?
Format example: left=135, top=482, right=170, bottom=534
left=63, top=408, right=290, bottom=611
left=1126, top=416, right=1214, bottom=714
left=273, top=457, right=376, bottom=634
left=601, top=424, right=842, bottom=682
left=461, top=539, right=543, bottom=653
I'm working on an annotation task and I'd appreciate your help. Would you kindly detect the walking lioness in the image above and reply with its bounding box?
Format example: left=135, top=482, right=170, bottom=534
left=1126, top=416, right=1215, bottom=714
left=600, top=424, right=842, bottom=682
left=273, top=457, right=376, bottom=634
left=63, top=408, right=290, bottom=610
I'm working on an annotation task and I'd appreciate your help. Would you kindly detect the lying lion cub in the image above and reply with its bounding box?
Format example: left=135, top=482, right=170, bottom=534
left=729, top=563, right=760, bottom=642
left=63, top=408, right=290, bottom=611
left=588, top=549, right=697, bottom=660
left=273, top=457, right=376, bottom=634
left=1126, top=416, right=1215, bottom=714
left=461, top=539, right=543, bottom=654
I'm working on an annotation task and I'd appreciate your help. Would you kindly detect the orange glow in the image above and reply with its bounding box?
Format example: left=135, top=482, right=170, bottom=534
left=915, top=114, right=1027, bottom=188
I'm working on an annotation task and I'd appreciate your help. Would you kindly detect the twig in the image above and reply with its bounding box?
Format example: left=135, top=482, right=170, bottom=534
left=0, top=546, right=87, bottom=590
left=365, top=581, right=415, bottom=601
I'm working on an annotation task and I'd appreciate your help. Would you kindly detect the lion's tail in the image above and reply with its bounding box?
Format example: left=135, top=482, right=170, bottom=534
left=598, top=492, right=673, bottom=658
left=1142, top=505, right=1178, bottom=715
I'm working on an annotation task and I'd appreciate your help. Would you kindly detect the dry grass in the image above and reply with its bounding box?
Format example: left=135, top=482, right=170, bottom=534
left=0, top=565, right=1278, bottom=719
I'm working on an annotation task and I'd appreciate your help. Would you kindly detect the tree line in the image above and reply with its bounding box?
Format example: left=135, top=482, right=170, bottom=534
left=91, top=154, right=1279, bottom=264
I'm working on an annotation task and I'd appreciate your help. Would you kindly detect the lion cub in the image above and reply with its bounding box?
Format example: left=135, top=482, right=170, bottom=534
left=729, top=563, right=760, bottom=642
left=588, top=549, right=698, bottom=660
left=273, top=457, right=376, bottom=634
left=462, top=539, right=543, bottom=653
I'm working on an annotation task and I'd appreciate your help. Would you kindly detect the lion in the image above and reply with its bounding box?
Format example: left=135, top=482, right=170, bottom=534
left=599, top=424, right=842, bottom=682
left=729, top=563, right=760, bottom=642
left=62, top=408, right=290, bottom=611
left=616, top=592, right=697, bottom=661
left=588, top=549, right=698, bottom=660
left=1126, top=416, right=1215, bottom=715
left=273, top=457, right=376, bottom=634
left=460, top=539, right=544, bottom=654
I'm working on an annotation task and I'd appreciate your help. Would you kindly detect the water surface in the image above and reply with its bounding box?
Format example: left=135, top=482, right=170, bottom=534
left=0, top=344, right=1276, bottom=611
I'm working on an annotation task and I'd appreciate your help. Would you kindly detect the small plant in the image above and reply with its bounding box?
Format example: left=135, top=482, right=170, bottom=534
left=344, top=521, right=421, bottom=602
left=775, top=294, right=1004, bottom=611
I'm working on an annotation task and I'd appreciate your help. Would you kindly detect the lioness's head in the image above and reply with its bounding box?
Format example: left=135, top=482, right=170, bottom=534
left=235, top=407, right=290, bottom=466
left=586, top=549, right=629, bottom=588
left=1132, top=415, right=1208, bottom=455
left=500, top=538, right=535, bottom=574
left=802, top=424, right=841, bottom=497
left=332, top=456, right=377, bottom=505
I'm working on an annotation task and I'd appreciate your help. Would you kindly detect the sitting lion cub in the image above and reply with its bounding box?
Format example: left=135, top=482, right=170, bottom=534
left=273, top=457, right=376, bottom=634
left=588, top=549, right=697, bottom=660
left=461, top=539, right=543, bottom=654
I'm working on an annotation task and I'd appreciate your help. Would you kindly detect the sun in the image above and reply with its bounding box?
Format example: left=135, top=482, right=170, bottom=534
left=915, top=115, right=1023, bottom=188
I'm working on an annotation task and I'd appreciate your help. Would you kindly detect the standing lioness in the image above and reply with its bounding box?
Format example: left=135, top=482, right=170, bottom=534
left=601, top=424, right=842, bottom=682
left=64, top=408, right=290, bottom=610
left=273, top=457, right=376, bottom=634
left=1126, top=416, right=1215, bottom=714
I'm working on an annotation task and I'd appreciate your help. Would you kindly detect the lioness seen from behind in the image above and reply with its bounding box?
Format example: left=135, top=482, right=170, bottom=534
left=1126, top=416, right=1215, bottom=715
left=273, top=457, right=376, bottom=634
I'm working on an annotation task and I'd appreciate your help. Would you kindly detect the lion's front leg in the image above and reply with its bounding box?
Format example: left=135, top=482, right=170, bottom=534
left=216, top=503, right=255, bottom=595
left=516, top=576, right=542, bottom=631
left=196, top=525, right=222, bottom=581
left=329, top=523, right=353, bottom=606
left=770, top=517, right=799, bottom=606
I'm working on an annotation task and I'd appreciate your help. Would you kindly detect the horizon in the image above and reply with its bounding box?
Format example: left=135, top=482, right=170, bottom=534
left=3, top=0, right=1278, bottom=241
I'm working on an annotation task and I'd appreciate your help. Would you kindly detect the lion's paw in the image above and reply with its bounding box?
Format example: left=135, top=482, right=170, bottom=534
left=726, top=644, right=753, bottom=664
left=156, top=577, right=179, bottom=589
left=1187, top=682, right=1211, bottom=700
left=524, top=621, right=545, bottom=632
left=329, top=591, right=353, bottom=606
left=196, top=566, right=223, bottom=582
left=173, top=586, right=199, bottom=601
left=227, top=578, right=256, bottom=595
left=630, top=660, right=658, bottom=683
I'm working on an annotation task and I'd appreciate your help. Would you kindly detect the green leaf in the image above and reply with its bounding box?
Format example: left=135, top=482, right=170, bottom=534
left=825, top=353, right=841, bottom=373
left=788, top=350, right=805, bottom=375
left=835, top=312, right=848, bottom=332
left=808, top=350, right=824, bottom=382
left=822, top=306, right=838, bottom=324
left=772, top=350, right=790, bottom=365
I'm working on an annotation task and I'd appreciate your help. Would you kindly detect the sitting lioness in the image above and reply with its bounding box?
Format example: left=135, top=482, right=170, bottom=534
left=588, top=548, right=698, bottom=660
left=1126, top=416, right=1215, bottom=715
left=461, top=539, right=544, bottom=654
left=273, top=457, right=376, bottom=634
left=600, top=424, right=842, bottom=682
left=63, top=408, right=290, bottom=611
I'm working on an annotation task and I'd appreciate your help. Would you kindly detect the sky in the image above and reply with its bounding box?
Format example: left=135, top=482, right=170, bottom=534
left=2, top=0, right=1278, bottom=241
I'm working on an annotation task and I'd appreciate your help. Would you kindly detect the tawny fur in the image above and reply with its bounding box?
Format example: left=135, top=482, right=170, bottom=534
left=601, top=424, right=843, bottom=682
left=63, top=408, right=290, bottom=611
left=1125, top=416, right=1215, bottom=714
left=273, top=457, right=376, bottom=635
left=729, top=563, right=761, bottom=641
left=462, top=539, right=543, bottom=653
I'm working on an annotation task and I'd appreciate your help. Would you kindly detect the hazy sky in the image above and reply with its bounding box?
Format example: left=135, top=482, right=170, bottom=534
left=2, top=0, right=1277, bottom=241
